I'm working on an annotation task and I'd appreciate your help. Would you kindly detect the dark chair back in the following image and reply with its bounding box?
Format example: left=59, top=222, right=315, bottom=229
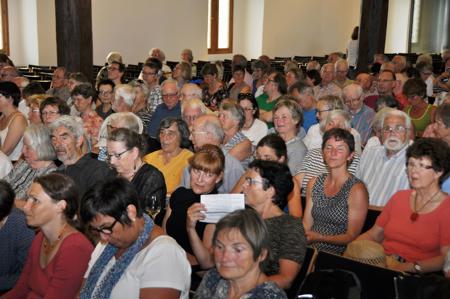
left=286, top=247, right=317, bottom=299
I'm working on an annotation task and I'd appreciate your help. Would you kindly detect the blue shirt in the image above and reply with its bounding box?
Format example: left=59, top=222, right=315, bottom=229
left=303, top=108, right=318, bottom=133
left=147, top=101, right=181, bottom=137
left=351, top=104, right=375, bottom=145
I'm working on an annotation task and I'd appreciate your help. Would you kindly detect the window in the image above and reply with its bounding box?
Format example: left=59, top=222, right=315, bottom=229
left=0, top=0, right=9, bottom=55
left=208, top=0, right=233, bottom=54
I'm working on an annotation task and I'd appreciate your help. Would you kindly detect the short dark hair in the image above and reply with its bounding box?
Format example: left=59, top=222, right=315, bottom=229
left=232, top=65, right=246, bottom=74
left=271, top=71, right=288, bottom=94
left=406, top=138, right=450, bottom=186
left=289, top=80, right=314, bottom=96
left=201, top=63, right=218, bottom=77
left=322, top=128, right=355, bottom=154
left=108, top=128, right=145, bottom=156
left=306, top=69, right=322, bottom=86
left=144, top=58, right=162, bottom=72
left=213, top=208, right=270, bottom=271
left=40, top=96, right=71, bottom=116
left=110, top=61, right=125, bottom=72
left=97, top=79, right=115, bottom=91
left=22, top=82, right=46, bottom=98
left=403, top=78, right=427, bottom=98
left=157, top=117, right=191, bottom=149
left=0, top=81, right=21, bottom=106
left=375, top=95, right=399, bottom=111
left=256, top=134, right=287, bottom=162
left=248, top=160, right=293, bottom=209
left=237, top=93, right=260, bottom=118
left=68, top=72, right=89, bottom=83
left=405, top=67, right=421, bottom=79
left=71, top=83, right=96, bottom=100
left=34, top=173, right=79, bottom=222
left=0, top=180, right=15, bottom=221
left=380, top=69, right=396, bottom=81
left=252, top=60, right=270, bottom=73
left=80, top=177, right=143, bottom=226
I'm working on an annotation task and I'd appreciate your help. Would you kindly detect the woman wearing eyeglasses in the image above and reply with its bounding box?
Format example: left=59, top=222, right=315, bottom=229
left=4, top=173, right=93, bottom=299
left=358, top=138, right=450, bottom=273
left=79, top=177, right=191, bottom=299
left=238, top=93, right=268, bottom=147
left=107, top=128, right=166, bottom=223
left=95, top=79, right=115, bottom=120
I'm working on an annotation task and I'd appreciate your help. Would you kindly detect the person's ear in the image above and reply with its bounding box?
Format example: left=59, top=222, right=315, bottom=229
left=55, top=200, right=67, bottom=214
left=126, top=204, right=137, bottom=222
left=258, top=248, right=268, bottom=262
left=215, top=171, right=224, bottom=184
left=76, top=135, right=84, bottom=148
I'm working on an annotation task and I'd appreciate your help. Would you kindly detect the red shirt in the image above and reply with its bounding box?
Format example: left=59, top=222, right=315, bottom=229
left=5, top=232, right=93, bottom=299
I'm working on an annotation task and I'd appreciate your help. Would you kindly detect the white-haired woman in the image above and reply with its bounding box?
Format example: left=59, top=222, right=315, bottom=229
left=172, top=62, right=192, bottom=90
left=129, top=79, right=152, bottom=132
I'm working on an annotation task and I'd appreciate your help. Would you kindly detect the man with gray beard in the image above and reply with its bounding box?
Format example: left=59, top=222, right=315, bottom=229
left=356, top=109, right=412, bottom=207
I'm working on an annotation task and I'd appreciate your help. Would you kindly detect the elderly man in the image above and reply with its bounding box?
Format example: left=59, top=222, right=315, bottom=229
left=356, top=109, right=412, bottom=207
left=181, top=98, right=208, bottom=130
left=257, top=71, right=287, bottom=127
left=333, top=59, right=354, bottom=89
left=392, top=55, right=408, bottom=83
left=113, top=84, right=135, bottom=113
left=180, top=83, right=202, bottom=102
left=149, top=47, right=171, bottom=77
left=343, top=83, right=375, bottom=145
left=356, top=72, right=377, bottom=100
left=46, top=67, right=71, bottom=102
left=327, top=52, right=341, bottom=64
left=180, top=114, right=244, bottom=193
left=147, top=79, right=181, bottom=137
left=96, top=51, right=123, bottom=86
left=364, top=70, right=408, bottom=110
left=289, top=81, right=317, bottom=133
left=50, top=115, right=115, bottom=197
left=313, top=63, right=342, bottom=100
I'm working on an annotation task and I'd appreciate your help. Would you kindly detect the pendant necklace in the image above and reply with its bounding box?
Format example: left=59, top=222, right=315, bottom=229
left=43, top=224, right=69, bottom=255
left=410, top=190, right=441, bottom=222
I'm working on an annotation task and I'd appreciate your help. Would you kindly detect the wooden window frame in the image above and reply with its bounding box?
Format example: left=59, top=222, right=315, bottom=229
left=208, top=0, right=233, bottom=55
left=0, top=0, right=9, bottom=55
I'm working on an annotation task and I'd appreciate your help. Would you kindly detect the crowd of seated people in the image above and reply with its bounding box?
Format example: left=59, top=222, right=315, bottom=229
left=0, top=47, right=449, bottom=298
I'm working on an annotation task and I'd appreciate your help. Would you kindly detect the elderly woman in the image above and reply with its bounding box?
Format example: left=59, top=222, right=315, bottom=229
left=4, top=173, right=93, bottom=299
left=303, top=128, right=368, bottom=255
left=172, top=62, right=192, bottom=89
left=238, top=93, right=268, bottom=146
left=0, top=82, right=27, bottom=161
left=39, top=96, right=70, bottom=126
left=79, top=177, right=191, bottom=299
left=294, top=111, right=362, bottom=199
left=0, top=181, right=34, bottom=293
left=219, top=100, right=253, bottom=168
left=201, top=63, right=228, bottom=111
left=129, top=79, right=152, bottom=132
left=273, top=97, right=307, bottom=175
left=285, top=67, right=304, bottom=89
left=228, top=65, right=251, bottom=101
left=143, top=117, right=193, bottom=194
left=358, top=138, right=450, bottom=273
left=194, top=209, right=287, bottom=299
left=95, top=79, right=115, bottom=120
left=107, top=128, right=166, bottom=221
left=27, top=94, right=51, bottom=125
left=232, top=134, right=303, bottom=218
left=5, top=124, right=57, bottom=202
left=164, top=144, right=224, bottom=267
left=188, top=160, right=306, bottom=289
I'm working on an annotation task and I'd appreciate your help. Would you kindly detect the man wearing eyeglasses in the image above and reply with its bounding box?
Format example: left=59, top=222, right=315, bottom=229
left=46, top=67, right=71, bottom=102
left=364, top=70, right=408, bottom=110
left=147, top=79, right=181, bottom=137
left=356, top=109, right=412, bottom=207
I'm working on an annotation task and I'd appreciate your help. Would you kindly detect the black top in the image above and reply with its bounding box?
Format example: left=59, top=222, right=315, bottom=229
left=131, top=163, right=167, bottom=223
left=166, top=187, right=217, bottom=255
left=56, top=154, right=116, bottom=199
left=95, top=105, right=114, bottom=120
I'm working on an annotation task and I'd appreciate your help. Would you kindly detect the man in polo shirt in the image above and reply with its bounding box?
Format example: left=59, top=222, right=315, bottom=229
left=356, top=109, right=412, bottom=207
left=147, top=79, right=181, bottom=137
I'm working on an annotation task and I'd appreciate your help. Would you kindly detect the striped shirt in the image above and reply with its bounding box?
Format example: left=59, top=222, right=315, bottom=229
left=356, top=144, right=409, bottom=207
left=298, top=148, right=360, bottom=197
left=350, top=104, right=375, bottom=145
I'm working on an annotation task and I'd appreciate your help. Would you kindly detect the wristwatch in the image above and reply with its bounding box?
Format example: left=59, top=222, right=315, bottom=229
left=413, top=263, right=422, bottom=273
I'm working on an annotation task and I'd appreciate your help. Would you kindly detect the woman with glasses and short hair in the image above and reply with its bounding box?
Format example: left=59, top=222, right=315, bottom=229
left=79, top=177, right=191, bottom=299
left=4, top=173, right=93, bottom=299
left=39, top=97, right=70, bottom=126
left=107, top=128, right=166, bottom=223
left=237, top=93, right=268, bottom=146
left=358, top=138, right=450, bottom=273
left=95, top=79, right=115, bottom=120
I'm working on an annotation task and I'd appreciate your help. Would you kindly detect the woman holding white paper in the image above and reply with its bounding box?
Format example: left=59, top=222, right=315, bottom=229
left=163, top=144, right=225, bottom=266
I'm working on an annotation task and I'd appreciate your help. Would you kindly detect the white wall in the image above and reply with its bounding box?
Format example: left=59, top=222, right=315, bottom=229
left=262, top=0, right=361, bottom=57
left=8, top=0, right=39, bottom=66
left=36, top=0, right=56, bottom=66
left=385, top=0, right=411, bottom=53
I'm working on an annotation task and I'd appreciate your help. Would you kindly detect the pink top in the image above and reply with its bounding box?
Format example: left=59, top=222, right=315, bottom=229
left=5, top=231, right=93, bottom=299
left=376, top=189, right=450, bottom=262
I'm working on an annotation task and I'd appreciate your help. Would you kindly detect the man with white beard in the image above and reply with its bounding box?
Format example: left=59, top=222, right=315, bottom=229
left=356, top=109, right=412, bottom=207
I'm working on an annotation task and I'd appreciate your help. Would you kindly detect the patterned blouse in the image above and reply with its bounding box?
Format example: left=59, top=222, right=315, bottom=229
left=202, top=86, right=228, bottom=111
left=221, top=131, right=252, bottom=169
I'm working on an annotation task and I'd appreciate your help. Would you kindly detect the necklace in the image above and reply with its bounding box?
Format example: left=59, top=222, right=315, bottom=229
left=410, top=190, right=441, bottom=222
left=42, top=224, right=69, bottom=255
